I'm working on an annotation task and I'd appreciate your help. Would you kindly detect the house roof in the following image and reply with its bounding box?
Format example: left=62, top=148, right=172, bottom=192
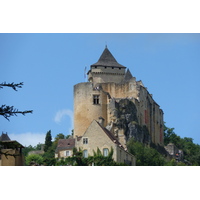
left=91, top=46, right=126, bottom=68
left=96, top=121, right=125, bottom=150
left=55, top=138, right=75, bottom=152
left=0, top=133, right=11, bottom=141
left=1, top=140, right=24, bottom=148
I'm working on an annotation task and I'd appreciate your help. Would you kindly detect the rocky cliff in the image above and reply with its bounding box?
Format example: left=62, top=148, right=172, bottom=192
left=107, top=98, right=151, bottom=145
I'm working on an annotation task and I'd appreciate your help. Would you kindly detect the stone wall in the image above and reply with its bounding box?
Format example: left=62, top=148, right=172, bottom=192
left=75, top=120, right=136, bottom=165
left=1, top=149, right=24, bottom=166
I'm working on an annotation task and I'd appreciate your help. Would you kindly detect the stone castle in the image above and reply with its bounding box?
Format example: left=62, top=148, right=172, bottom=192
left=73, top=46, right=164, bottom=149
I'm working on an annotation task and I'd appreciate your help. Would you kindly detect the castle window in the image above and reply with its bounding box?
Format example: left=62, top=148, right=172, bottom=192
left=83, top=150, right=88, bottom=158
left=83, top=138, right=88, bottom=144
left=119, top=68, right=121, bottom=70
left=103, top=148, right=109, bottom=157
left=93, top=95, right=100, bottom=105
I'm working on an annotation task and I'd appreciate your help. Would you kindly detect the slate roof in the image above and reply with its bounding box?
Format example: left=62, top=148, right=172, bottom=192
left=0, top=133, right=11, bottom=141
left=124, top=69, right=133, bottom=82
left=96, top=121, right=125, bottom=150
left=91, top=46, right=126, bottom=68
left=55, top=138, right=75, bottom=153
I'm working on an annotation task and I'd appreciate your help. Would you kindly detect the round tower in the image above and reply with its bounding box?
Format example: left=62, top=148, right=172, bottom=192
left=74, top=82, right=108, bottom=137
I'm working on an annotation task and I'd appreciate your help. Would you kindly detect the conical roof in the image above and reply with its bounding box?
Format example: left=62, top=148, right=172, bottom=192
left=91, top=46, right=126, bottom=68
left=0, top=133, right=11, bottom=141
left=124, top=69, right=133, bottom=81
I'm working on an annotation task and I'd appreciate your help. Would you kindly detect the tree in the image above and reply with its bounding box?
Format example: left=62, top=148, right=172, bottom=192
left=164, top=124, right=200, bottom=166
left=127, top=138, right=166, bottom=166
left=22, top=145, right=35, bottom=157
left=42, top=145, right=56, bottom=166
left=164, top=124, right=181, bottom=146
left=55, top=133, right=65, bottom=140
left=0, top=82, right=33, bottom=120
left=26, top=154, right=44, bottom=166
left=44, top=130, right=52, bottom=152
left=0, top=82, right=33, bottom=158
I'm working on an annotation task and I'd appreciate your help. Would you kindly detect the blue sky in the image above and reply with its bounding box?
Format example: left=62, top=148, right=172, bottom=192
left=0, top=33, right=200, bottom=146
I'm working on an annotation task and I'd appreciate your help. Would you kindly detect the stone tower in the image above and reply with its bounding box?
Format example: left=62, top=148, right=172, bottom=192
left=74, top=46, right=164, bottom=147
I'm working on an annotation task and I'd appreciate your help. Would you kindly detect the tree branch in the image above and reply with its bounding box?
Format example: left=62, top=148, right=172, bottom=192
left=0, top=105, right=33, bottom=120
left=0, top=82, right=24, bottom=91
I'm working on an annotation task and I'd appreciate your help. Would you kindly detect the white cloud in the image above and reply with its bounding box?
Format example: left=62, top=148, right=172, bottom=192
left=54, top=109, right=73, bottom=124
left=54, top=109, right=74, bottom=135
left=9, top=132, right=46, bottom=147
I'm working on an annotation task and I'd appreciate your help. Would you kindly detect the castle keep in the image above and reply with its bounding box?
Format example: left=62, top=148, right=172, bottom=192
left=74, top=46, right=164, bottom=150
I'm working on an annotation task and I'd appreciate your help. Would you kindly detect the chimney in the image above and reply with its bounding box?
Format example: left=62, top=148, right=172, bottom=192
left=98, top=117, right=105, bottom=127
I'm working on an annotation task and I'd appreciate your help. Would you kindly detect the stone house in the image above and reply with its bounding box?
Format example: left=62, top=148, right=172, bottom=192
left=54, top=120, right=136, bottom=165
left=164, top=143, right=184, bottom=161
left=55, top=138, right=75, bottom=159
left=28, top=144, right=45, bottom=156
left=0, top=133, right=25, bottom=166
left=75, top=119, right=136, bottom=166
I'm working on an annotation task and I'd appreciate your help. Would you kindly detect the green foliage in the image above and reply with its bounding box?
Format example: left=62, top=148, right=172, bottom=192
left=44, top=130, right=52, bottom=152
left=164, top=159, right=187, bottom=166
left=164, top=125, right=181, bottom=146
left=23, top=143, right=44, bottom=157
left=22, top=145, right=35, bottom=157
left=164, top=124, right=200, bottom=166
left=42, top=145, right=56, bottom=166
left=127, top=138, right=166, bottom=166
left=35, top=143, right=44, bottom=150
left=26, top=154, right=44, bottom=166
left=55, top=133, right=65, bottom=140
left=55, top=147, right=126, bottom=166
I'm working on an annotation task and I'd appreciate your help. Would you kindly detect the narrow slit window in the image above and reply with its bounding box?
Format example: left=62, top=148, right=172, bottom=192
left=93, top=95, right=100, bottom=105
left=83, top=150, right=88, bottom=158
left=103, top=148, right=109, bottom=157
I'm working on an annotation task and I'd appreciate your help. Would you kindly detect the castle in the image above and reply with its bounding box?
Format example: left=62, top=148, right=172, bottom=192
left=74, top=46, right=164, bottom=148
left=55, top=46, right=165, bottom=165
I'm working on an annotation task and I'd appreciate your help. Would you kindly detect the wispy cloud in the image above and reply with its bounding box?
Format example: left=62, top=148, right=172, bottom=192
left=9, top=132, right=46, bottom=147
left=54, top=109, right=74, bottom=135
left=54, top=109, right=73, bottom=123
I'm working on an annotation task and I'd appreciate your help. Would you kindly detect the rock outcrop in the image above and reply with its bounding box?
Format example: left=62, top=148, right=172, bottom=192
left=107, top=98, right=151, bottom=146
